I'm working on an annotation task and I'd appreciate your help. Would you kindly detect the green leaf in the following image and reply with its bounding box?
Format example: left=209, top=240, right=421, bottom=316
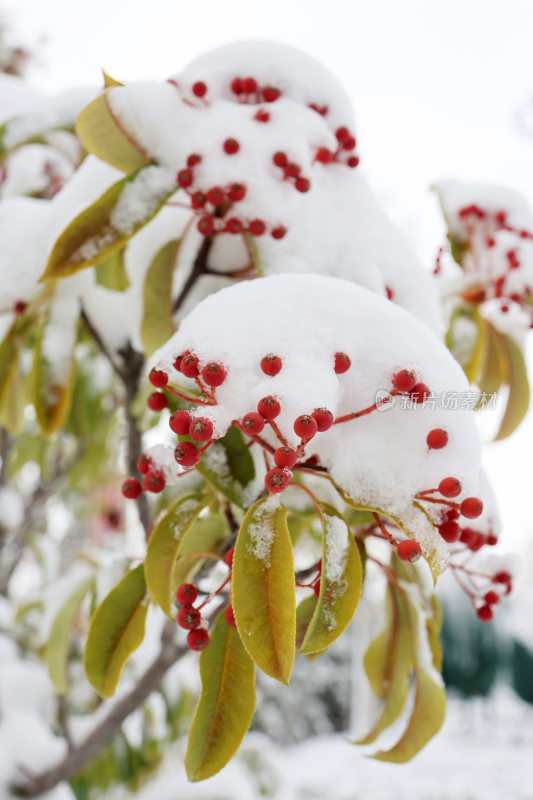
left=0, top=311, right=39, bottom=411
left=172, top=510, right=230, bottom=587
left=362, top=585, right=397, bottom=698
left=300, top=503, right=362, bottom=655
left=140, top=239, right=179, bottom=356
left=295, top=595, right=317, bottom=651
left=495, top=332, right=530, bottom=440
left=32, top=316, right=77, bottom=434
left=371, top=591, right=446, bottom=762
left=446, top=305, right=487, bottom=383
left=144, top=494, right=210, bottom=618
left=95, top=247, right=130, bottom=291
left=41, top=166, right=177, bottom=282
left=232, top=498, right=295, bottom=684
left=76, top=90, right=150, bottom=173
left=197, top=426, right=256, bottom=508
left=46, top=576, right=95, bottom=694
left=356, top=585, right=414, bottom=745
left=476, top=321, right=506, bottom=398
left=84, top=565, right=149, bottom=698
left=185, top=612, right=256, bottom=781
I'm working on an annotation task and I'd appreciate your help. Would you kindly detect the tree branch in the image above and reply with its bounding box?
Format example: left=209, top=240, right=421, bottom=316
left=172, top=235, right=213, bottom=314
left=15, top=621, right=187, bottom=797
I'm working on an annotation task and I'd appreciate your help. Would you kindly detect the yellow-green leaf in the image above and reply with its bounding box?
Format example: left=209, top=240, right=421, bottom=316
left=46, top=576, right=95, bottom=694
left=372, top=593, right=445, bottom=762
left=362, top=585, right=396, bottom=698
left=32, top=317, right=77, bottom=434
left=446, top=305, right=487, bottom=383
left=232, top=498, right=295, bottom=684
left=95, top=247, right=130, bottom=291
left=295, top=595, right=317, bottom=651
left=356, top=586, right=414, bottom=746
left=76, top=90, right=150, bottom=173
left=172, top=510, right=230, bottom=587
left=41, top=166, right=177, bottom=282
left=144, top=494, right=210, bottom=618
left=300, top=503, right=362, bottom=655
left=84, top=565, right=148, bottom=698
left=0, top=311, right=38, bottom=410
left=495, top=332, right=530, bottom=440
left=140, top=239, right=179, bottom=356
left=102, top=70, right=123, bottom=88
left=476, top=321, right=506, bottom=398
left=185, top=612, right=255, bottom=781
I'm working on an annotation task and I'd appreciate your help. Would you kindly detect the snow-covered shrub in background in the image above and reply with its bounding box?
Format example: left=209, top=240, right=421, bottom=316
left=0, top=38, right=523, bottom=798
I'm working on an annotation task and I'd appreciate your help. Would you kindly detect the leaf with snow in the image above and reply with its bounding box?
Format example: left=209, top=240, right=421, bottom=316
left=300, top=502, right=362, bottom=655
left=144, top=493, right=211, bottom=618
left=140, top=239, right=179, bottom=356
left=84, top=564, right=149, bottom=698
left=41, top=165, right=177, bottom=282
left=197, top=426, right=256, bottom=508
left=185, top=611, right=255, bottom=782
left=76, top=89, right=151, bottom=173
left=46, top=576, right=95, bottom=694
left=232, top=497, right=295, bottom=684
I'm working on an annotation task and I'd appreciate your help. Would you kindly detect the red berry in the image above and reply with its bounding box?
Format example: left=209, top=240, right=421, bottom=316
left=427, top=428, right=448, bottom=450
left=484, top=590, right=500, bottom=606
left=177, top=606, right=202, bottom=629
left=223, top=137, right=240, bottom=155
left=121, top=478, right=142, bottom=499
left=262, top=86, right=281, bottom=102
left=335, top=126, right=350, bottom=142
left=189, top=416, right=214, bottom=443
left=147, top=392, right=168, bottom=411
left=459, top=528, right=476, bottom=545
left=143, top=470, right=166, bottom=493
left=174, top=442, right=201, bottom=467
left=410, top=383, right=430, bottom=403
left=284, top=162, right=301, bottom=178
left=347, top=156, right=360, bottom=168
left=225, top=217, right=244, bottom=234
left=487, top=533, right=498, bottom=546
left=225, top=605, right=237, bottom=628
left=438, top=520, right=460, bottom=543
left=312, top=407, right=334, bottom=432
left=242, top=412, right=265, bottom=434
left=342, top=135, right=356, bottom=151
left=187, top=153, right=202, bottom=167
left=169, top=409, right=191, bottom=435
left=274, top=446, right=297, bottom=469
left=254, top=109, right=270, bottom=122
left=258, top=396, right=281, bottom=420
left=176, top=583, right=198, bottom=605
left=397, top=539, right=422, bottom=563
left=446, top=508, right=460, bottom=520
left=177, top=169, right=193, bottom=188
left=334, top=352, right=351, bottom=374
left=181, top=353, right=200, bottom=378
left=192, top=81, right=207, bottom=98
left=231, top=78, right=243, bottom=95
left=294, top=414, right=318, bottom=440
left=261, top=354, right=282, bottom=376
left=201, top=362, right=226, bottom=387
left=242, top=77, right=257, bottom=94
left=137, top=454, right=152, bottom=474
left=149, top=368, right=168, bottom=388
left=13, top=300, right=27, bottom=315
left=295, top=177, right=311, bottom=193
left=271, top=226, right=287, bottom=239
left=439, top=477, right=462, bottom=498
left=225, top=547, right=234, bottom=567
left=392, top=369, right=417, bottom=392
left=460, top=497, right=483, bottom=519
left=249, top=219, right=266, bottom=236
left=476, top=605, right=494, bottom=622
left=227, top=183, right=246, bottom=202
left=187, top=628, right=209, bottom=651
left=265, top=467, right=291, bottom=493
left=191, top=191, right=206, bottom=209
left=273, top=152, right=288, bottom=168
left=494, top=571, right=511, bottom=585
left=316, top=148, right=333, bottom=164
left=197, top=215, right=214, bottom=236
left=206, top=186, right=225, bottom=206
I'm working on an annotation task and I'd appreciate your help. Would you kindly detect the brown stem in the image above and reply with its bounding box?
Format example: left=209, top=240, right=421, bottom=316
left=15, top=621, right=187, bottom=797
left=172, top=235, right=213, bottom=314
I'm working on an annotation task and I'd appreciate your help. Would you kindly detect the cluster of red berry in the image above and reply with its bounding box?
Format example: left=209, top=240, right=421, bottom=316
left=314, top=125, right=359, bottom=169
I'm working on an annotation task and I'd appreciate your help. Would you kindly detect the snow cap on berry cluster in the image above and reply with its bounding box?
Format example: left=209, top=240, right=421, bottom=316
left=151, top=273, right=485, bottom=576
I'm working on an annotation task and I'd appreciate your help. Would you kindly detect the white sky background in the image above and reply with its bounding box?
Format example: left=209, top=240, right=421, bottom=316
left=2, top=0, right=533, bottom=556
